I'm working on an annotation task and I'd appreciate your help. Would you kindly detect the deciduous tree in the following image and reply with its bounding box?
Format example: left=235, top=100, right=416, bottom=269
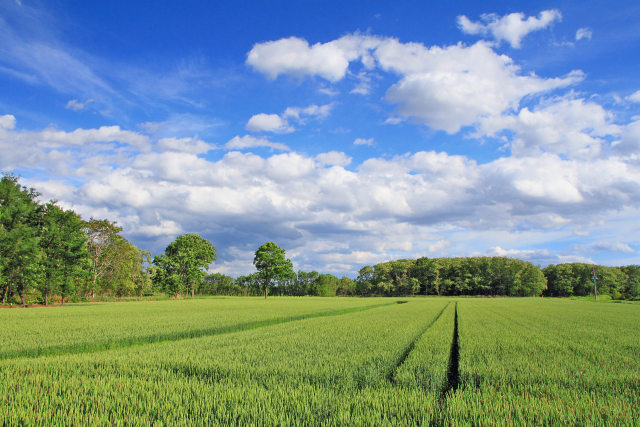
left=253, top=242, right=294, bottom=299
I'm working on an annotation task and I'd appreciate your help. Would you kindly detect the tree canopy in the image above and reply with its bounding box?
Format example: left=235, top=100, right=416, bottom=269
left=253, top=241, right=294, bottom=299
left=153, top=234, right=216, bottom=298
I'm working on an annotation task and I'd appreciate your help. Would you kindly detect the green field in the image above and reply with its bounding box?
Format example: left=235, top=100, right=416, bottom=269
left=1, top=297, right=639, bottom=425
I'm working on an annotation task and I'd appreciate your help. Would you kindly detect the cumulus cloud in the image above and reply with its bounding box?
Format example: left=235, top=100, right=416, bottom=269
left=246, top=113, right=294, bottom=133
left=377, top=40, right=583, bottom=133
left=156, top=137, right=216, bottom=154
left=576, top=27, right=592, bottom=41
left=246, top=37, right=351, bottom=81
left=316, top=151, right=352, bottom=167
left=247, top=34, right=381, bottom=81
left=480, top=96, right=619, bottom=158
left=246, top=104, right=332, bottom=134
left=613, top=118, right=640, bottom=156
left=248, top=32, right=583, bottom=133
left=4, top=117, right=640, bottom=275
left=224, top=135, right=290, bottom=151
left=0, top=114, right=16, bottom=130
left=457, top=10, right=562, bottom=48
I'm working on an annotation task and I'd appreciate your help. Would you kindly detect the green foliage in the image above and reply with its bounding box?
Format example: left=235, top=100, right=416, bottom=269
left=355, top=256, right=547, bottom=297
left=154, top=234, right=216, bottom=297
left=543, top=263, right=633, bottom=299
left=39, top=202, right=88, bottom=305
left=253, top=241, right=294, bottom=298
left=0, top=174, right=43, bottom=305
left=0, top=177, right=152, bottom=305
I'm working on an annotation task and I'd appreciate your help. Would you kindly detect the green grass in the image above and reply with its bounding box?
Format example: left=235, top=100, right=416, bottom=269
left=1, top=297, right=638, bottom=425
left=0, top=296, right=390, bottom=359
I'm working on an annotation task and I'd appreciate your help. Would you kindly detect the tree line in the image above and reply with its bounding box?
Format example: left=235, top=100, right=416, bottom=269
left=1, top=175, right=152, bottom=305
left=2, top=175, right=639, bottom=304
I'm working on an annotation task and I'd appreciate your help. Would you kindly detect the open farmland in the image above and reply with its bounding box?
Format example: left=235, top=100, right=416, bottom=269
left=1, top=297, right=639, bottom=425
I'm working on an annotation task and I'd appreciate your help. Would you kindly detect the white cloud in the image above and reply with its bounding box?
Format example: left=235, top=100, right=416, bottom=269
left=627, top=90, right=640, bottom=103
left=283, top=104, right=333, bottom=121
left=224, top=135, right=290, bottom=151
left=378, top=40, right=583, bottom=133
left=457, top=10, right=562, bottom=48
left=4, top=117, right=640, bottom=275
left=246, top=113, right=294, bottom=133
left=480, top=96, right=619, bottom=158
left=247, top=32, right=584, bottom=133
left=316, top=151, right=352, bottom=167
left=135, top=220, right=182, bottom=237
left=613, top=118, right=640, bottom=156
left=576, top=27, right=592, bottom=41
left=246, top=36, right=353, bottom=81
left=246, top=104, right=332, bottom=134
left=354, top=137, right=374, bottom=146
left=0, top=114, right=16, bottom=130
left=39, top=125, right=150, bottom=150
left=65, top=99, right=93, bottom=111
left=574, top=242, right=635, bottom=254
left=485, top=246, right=593, bottom=266
left=156, top=137, right=216, bottom=154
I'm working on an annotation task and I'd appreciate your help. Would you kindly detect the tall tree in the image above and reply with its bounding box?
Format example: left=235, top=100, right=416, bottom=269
left=154, top=234, right=216, bottom=298
left=83, top=218, right=123, bottom=298
left=39, top=202, right=88, bottom=305
left=0, top=175, right=43, bottom=306
left=253, top=242, right=294, bottom=299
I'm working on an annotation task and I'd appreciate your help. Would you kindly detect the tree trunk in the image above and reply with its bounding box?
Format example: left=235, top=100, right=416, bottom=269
left=1, top=284, right=8, bottom=304
left=265, top=286, right=268, bottom=299
left=20, top=290, right=26, bottom=307
left=191, top=288, right=194, bottom=298
left=45, top=293, right=48, bottom=306
left=61, top=296, right=65, bottom=306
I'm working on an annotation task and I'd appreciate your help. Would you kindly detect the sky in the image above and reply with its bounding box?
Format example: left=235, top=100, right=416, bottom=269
left=1, top=0, right=640, bottom=277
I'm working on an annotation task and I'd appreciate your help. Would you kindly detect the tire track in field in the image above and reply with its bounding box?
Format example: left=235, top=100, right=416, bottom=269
left=388, top=301, right=451, bottom=385
left=430, top=302, right=460, bottom=427
left=442, top=302, right=460, bottom=396
left=1, top=302, right=395, bottom=361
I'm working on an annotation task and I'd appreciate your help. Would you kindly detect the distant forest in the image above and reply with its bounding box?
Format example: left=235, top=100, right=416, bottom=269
left=2, top=175, right=639, bottom=305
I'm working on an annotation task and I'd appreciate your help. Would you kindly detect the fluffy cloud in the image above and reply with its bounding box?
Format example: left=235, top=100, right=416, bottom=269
left=5, top=117, right=640, bottom=275
left=246, top=37, right=353, bottom=81
left=156, top=137, right=216, bottom=154
left=0, top=114, right=16, bottom=130
left=246, top=113, right=294, bottom=133
left=246, top=104, right=332, bottom=134
left=613, top=119, right=640, bottom=156
left=377, top=40, right=583, bottom=133
left=480, top=97, right=619, bottom=158
left=248, top=33, right=583, bottom=133
left=315, top=151, right=352, bottom=167
left=224, top=135, right=290, bottom=151
left=457, top=10, right=562, bottom=48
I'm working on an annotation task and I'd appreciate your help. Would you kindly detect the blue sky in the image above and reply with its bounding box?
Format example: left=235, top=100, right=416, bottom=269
left=2, top=0, right=640, bottom=276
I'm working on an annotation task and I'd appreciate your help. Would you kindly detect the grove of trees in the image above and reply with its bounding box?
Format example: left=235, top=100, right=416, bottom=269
left=1, top=175, right=152, bottom=305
